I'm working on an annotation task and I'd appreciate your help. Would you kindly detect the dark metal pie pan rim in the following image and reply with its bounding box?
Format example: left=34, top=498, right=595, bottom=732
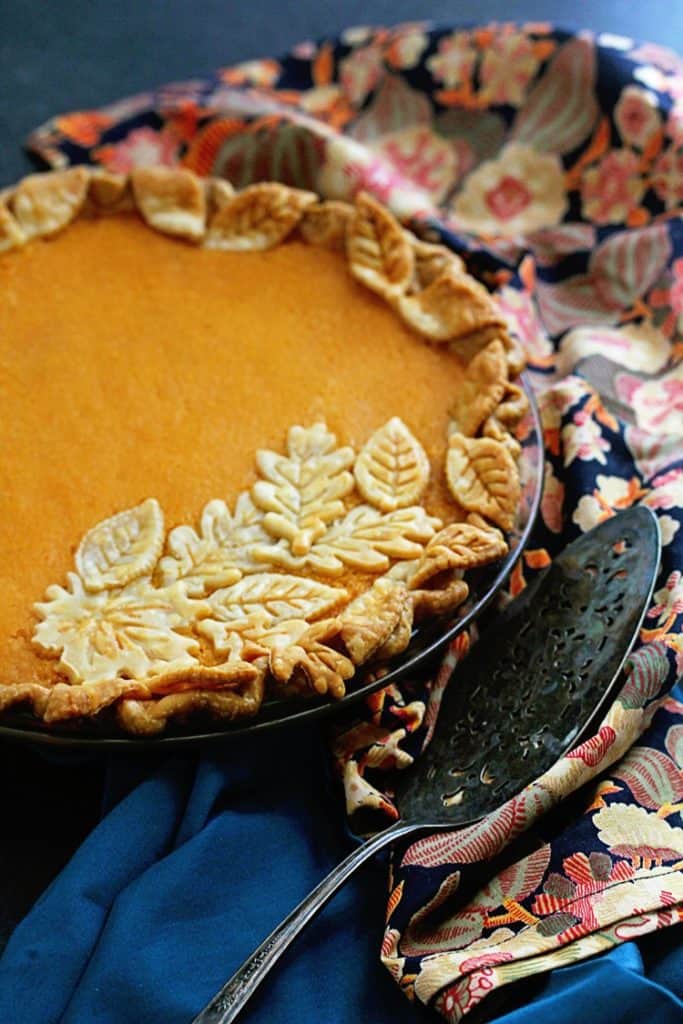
left=0, top=375, right=544, bottom=751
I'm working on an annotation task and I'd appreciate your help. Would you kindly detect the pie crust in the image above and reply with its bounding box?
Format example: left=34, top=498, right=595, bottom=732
left=0, top=167, right=527, bottom=735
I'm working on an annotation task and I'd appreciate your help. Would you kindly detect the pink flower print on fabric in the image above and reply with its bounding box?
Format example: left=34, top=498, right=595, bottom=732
left=652, top=146, right=683, bottom=209
left=479, top=30, right=542, bottom=106
left=453, top=144, right=567, bottom=237
left=374, top=126, right=459, bottom=203
left=339, top=43, right=385, bottom=105
left=427, top=31, right=478, bottom=89
left=94, top=126, right=180, bottom=171
left=581, top=149, right=645, bottom=224
left=614, top=85, right=661, bottom=147
left=648, top=571, right=683, bottom=625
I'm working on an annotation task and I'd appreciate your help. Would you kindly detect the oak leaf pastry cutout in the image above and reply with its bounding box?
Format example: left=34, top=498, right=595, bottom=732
left=252, top=423, right=356, bottom=556
left=0, top=166, right=526, bottom=734
left=158, top=495, right=267, bottom=595
left=33, top=575, right=202, bottom=686
left=271, top=619, right=355, bottom=699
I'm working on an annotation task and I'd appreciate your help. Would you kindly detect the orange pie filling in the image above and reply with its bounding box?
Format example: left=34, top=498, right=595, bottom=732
left=0, top=170, right=526, bottom=733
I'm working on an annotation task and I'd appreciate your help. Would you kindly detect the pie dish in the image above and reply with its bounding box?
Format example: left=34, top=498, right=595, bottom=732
left=0, top=166, right=528, bottom=736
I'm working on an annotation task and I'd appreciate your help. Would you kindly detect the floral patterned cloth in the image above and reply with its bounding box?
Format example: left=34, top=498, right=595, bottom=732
left=28, top=23, right=683, bottom=1021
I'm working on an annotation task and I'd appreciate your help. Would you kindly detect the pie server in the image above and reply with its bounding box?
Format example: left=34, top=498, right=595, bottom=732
left=193, top=505, right=661, bottom=1024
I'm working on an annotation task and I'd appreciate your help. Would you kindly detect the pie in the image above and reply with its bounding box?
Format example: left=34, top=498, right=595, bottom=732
left=0, top=166, right=527, bottom=735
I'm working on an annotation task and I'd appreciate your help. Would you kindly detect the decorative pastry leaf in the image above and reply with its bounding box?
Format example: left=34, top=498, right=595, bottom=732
left=206, top=572, right=346, bottom=623
left=260, top=504, right=441, bottom=576
left=158, top=494, right=267, bottom=595
left=197, top=573, right=347, bottom=659
left=10, top=168, right=89, bottom=240
left=199, top=614, right=311, bottom=660
left=205, top=182, right=316, bottom=250
left=347, top=191, right=414, bottom=299
left=449, top=339, right=508, bottom=436
left=33, top=574, right=202, bottom=685
left=407, top=232, right=464, bottom=290
left=481, top=416, right=522, bottom=459
left=116, top=672, right=266, bottom=736
left=410, top=578, right=469, bottom=620
left=76, top=498, right=165, bottom=593
left=87, top=170, right=132, bottom=212
left=396, top=269, right=505, bottom=342
left=339, top=577, right=411, bottom=663
left=354, top=417, right=430, bottom=512
left=375, top=594, right=414, bottom=659
left=252, top=423, right=355, bottom=556
left=0, top=201, right=26, bottom=253
left=410, top=520, right=508, bottom=588
left=43, top=678, right=145, bottom=722
left=446, top=434, right=520, bottom=531
left=299, top=200, right=353, bottom=249
left=270, top=619, right=355, bottom=698
left=203, top=573, right=345, bottom=636
left=207, top=178, right=235, bottom=214
left=495, top=382, right=530, bottom=428
left=145, top=660, right=260, bottom=695
left=502, top=334, right=526, bottom=378
left=131, top=167, right=206, bottom=241
left=322, top=505, right=440, bottom=572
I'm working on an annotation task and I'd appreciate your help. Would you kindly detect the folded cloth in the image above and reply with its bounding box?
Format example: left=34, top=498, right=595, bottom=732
left=5, top=21, right=683, bottom=1023
left=0, top=703, right=682, bottom=1024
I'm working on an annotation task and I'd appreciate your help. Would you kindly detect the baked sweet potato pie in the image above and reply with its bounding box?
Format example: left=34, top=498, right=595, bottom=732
left=0, top=166, right=527, bottom=734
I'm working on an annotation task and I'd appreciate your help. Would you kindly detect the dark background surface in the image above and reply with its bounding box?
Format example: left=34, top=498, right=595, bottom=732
left=1, top=0, right=682, bottom=953
left=2, top=0, right=683, bottom=187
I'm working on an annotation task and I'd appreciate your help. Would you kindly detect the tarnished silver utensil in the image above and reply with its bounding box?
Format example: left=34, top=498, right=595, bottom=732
left=193, top=506, right=660, bottom=1024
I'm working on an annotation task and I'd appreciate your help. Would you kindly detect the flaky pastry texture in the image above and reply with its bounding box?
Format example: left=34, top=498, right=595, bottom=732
left=1, top=167, right=528, bottom=734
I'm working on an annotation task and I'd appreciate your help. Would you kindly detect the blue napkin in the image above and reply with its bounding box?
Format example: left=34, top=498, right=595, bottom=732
left=0, top=708, right=682, bottom=1024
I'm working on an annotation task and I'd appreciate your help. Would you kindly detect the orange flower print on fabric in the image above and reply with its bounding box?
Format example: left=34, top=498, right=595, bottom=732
left=479, top=29, right=542, bottom=106
left=581, top=149, right=645, bottom=224
left=652, top=146, right=683, bottom=209
left=55, top=111, right=113, bottom=146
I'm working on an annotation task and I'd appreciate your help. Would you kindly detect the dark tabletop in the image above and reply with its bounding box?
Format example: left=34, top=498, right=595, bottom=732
left=1, top=0, right=682, bottom=954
